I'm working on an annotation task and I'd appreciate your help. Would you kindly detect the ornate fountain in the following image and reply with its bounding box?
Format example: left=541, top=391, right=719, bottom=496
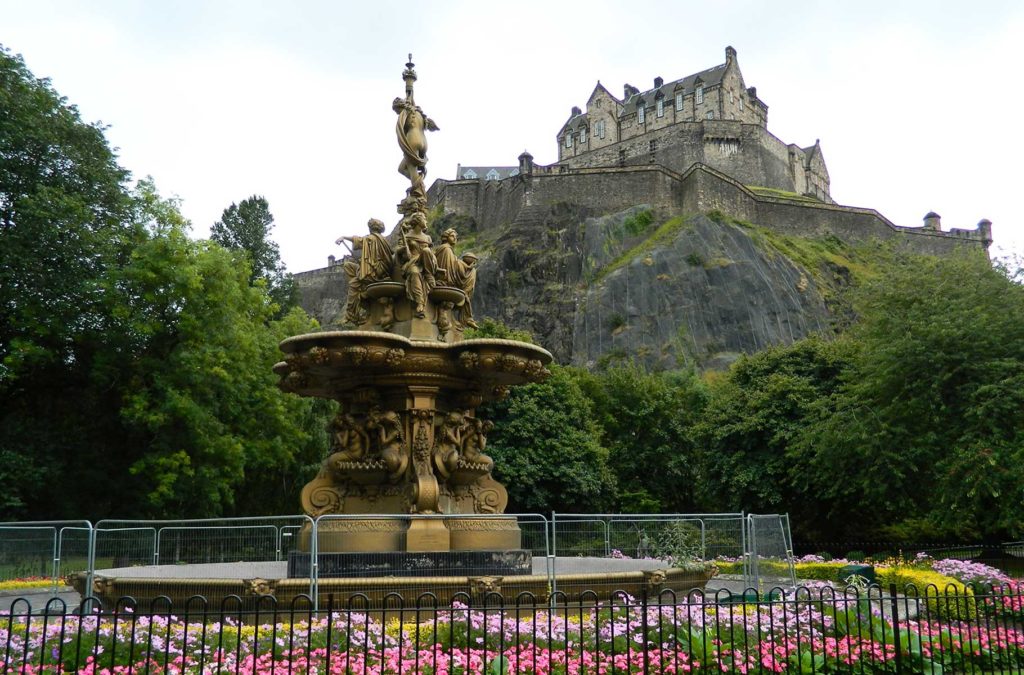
left=274, top=57, right=552, bottom=575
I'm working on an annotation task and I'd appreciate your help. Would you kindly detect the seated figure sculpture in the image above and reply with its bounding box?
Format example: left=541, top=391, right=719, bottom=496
left=433, top=228, right=479, bottom=329
left=337, top=218, right=393, bottom=325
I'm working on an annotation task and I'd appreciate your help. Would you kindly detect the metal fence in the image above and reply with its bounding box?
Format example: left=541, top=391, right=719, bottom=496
left=2, top=582, right=1023, bottom=673
left=0, top=512, right=793, bottom=607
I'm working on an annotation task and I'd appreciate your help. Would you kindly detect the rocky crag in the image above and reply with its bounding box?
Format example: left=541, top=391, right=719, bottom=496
left=297, top=165, right=991, bottom=371
left=449, top=205, right=837, bottom=370
left=300, top=203, right=862, bottom=370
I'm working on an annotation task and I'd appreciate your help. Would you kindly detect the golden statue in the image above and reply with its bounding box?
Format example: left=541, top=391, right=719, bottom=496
left=337, top=218, right=393, bottom=324
left=394, top=55, right=438, bottom=206
left=434, top=228, right=479, bottom=328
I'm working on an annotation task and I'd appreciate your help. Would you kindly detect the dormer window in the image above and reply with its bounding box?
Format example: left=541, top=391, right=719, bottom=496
left=486, top=169, right=500, bottom=180
left=637, top=102, right=645, bottom=124
left=675, top=92, right=683, bottom=111
left=463, top=169, right=478, bottom=179
left=696, top=85, right=704, bottom=104
left=565, top=134, right=573, bottom=148
left=656, top=97, right=664, bottom=117
left=580, top=127, right=587, bottom=143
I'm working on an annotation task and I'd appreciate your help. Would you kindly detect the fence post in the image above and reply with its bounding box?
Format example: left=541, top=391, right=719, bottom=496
left=889, top=583, right=902, bottom=674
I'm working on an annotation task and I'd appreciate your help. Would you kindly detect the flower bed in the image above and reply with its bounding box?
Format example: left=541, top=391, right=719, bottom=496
left=2, top=588, right=1023, bottom=674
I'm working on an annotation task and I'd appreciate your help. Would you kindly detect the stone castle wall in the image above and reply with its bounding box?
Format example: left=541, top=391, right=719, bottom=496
left=556, top=119, right=826, bottom=201
left=428, top=164, right=991, bottom=257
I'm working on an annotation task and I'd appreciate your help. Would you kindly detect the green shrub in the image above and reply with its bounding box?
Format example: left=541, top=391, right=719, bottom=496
left=623, top=209, right=654, bottom=236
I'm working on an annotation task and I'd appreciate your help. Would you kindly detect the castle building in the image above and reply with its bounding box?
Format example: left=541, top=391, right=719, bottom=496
left=555, top=46, right=832, bottom=203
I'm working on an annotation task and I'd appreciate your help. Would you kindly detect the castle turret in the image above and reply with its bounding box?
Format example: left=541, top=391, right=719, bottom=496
left=923, top=211, right=942, bottom=231
left=518, top=150, right=534, bottom=177
left=977, top=219, right=993, bottom=246
left=726, top=46, right=737, bottom=63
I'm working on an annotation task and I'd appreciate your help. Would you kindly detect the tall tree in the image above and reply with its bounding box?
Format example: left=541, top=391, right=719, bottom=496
left=480, top=364, right=617, bottom=514
left=796, top=250, right=1024, bottom=540
left=693, top=337, right=851, bottom=538
left=0, top=46, right=137, bottom=515
left=579, top=365, right=707, bottom=513
left=210, top=196, right=296, bottom=313
left=0, top=48, right=333, bottom=519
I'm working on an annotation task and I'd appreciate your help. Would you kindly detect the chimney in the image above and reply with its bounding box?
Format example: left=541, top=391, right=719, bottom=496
left=725, top=46, right=737, bottom=63
left=624, top=83, right=638, bottom=99
left=747, top=86, right=757, bottom=99
left=923, top=211, right=941, bottom=231
left=328, top=254, right=336, bottom=266
left=571, top=105, right=582, bottom=116
left=654, top=76, right=664, bottom=88
left=518, top=150, right=534, bottom=177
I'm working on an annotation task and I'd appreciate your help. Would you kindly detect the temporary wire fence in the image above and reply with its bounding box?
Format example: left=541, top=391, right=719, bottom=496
left=0, top=513, right=793, bottom=607
left=2, top=582, right=1023, bottom=673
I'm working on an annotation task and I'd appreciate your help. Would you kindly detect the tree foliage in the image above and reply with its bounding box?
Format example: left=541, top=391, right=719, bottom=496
left=580, top=364, right=706, bottom=513
left=796, top=251, right=1024, bottom=539
left=481, top=365, right=616, bottom=513
left=0, top=50, right=331, bottom=520
left=210, top=196, right=297, bottom=314
left=693, top=337, right=852, bottom=536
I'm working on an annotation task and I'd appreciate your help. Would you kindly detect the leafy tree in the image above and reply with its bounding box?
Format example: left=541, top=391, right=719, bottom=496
left=579, top=365, right=707, bottom=513
left=0, top=46, right=137, bottom=515
left=693, top=337, right=851, bottom=537
left=106, top=183, right=331, bottom=517
left=210, top=195, right=297, bottom=313
left=481, top=365, right=616, bottom=513
left=0, top=46, right=333, bottom=519
left=796, top=251, right=1024, bottom=540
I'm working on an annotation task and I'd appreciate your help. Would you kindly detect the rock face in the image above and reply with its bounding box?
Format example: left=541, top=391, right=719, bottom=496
left=298, top=204, right=843, bottom=371
left=473, top=206, right=831, bottom=370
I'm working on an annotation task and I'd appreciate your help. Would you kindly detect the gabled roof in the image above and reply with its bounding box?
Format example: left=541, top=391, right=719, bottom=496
left=558, top=110, right=589, bottom=135
left=620, top=63, right=728, bottom=114
left=587, top=81, right=622, bottom=106
left=456, top=166, right=520, bottom=181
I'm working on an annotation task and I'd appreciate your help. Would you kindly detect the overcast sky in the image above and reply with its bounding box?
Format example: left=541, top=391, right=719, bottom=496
left=3, top=0, right=1021, bottom=272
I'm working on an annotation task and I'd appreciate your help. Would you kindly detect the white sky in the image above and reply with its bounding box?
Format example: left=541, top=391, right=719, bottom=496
left=3, top=0, right=1021, bottom=272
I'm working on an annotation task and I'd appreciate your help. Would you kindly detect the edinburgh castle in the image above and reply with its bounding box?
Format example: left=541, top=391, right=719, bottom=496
left=297, top=47, right=992, bottom=370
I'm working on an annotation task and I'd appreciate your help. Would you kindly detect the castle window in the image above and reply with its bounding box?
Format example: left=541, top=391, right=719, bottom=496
left=596, top=119, right=606, bottom=138
left=675, top=92, right=683, bottom=111
left=637, top=102, right=645, bottom=124
left=649, top=140, right=657, bottom=152
left=706, top=111, right=714, bottom=120
left=565, top=134, right=572, bottom=148
left=739, top=97, right=744, bottom=111
left=656, top=98, right=664, bottom=117
left=696, top=85, right=704, bottom=104
left=580, top=127, right=587, bottom=143
left=729, top=90, right=734, bottom=104
left=486, top=169, right=500, bottom=180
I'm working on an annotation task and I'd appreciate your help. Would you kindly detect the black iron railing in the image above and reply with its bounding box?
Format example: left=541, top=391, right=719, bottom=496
left=2, top=583, right=1022, bottom=673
